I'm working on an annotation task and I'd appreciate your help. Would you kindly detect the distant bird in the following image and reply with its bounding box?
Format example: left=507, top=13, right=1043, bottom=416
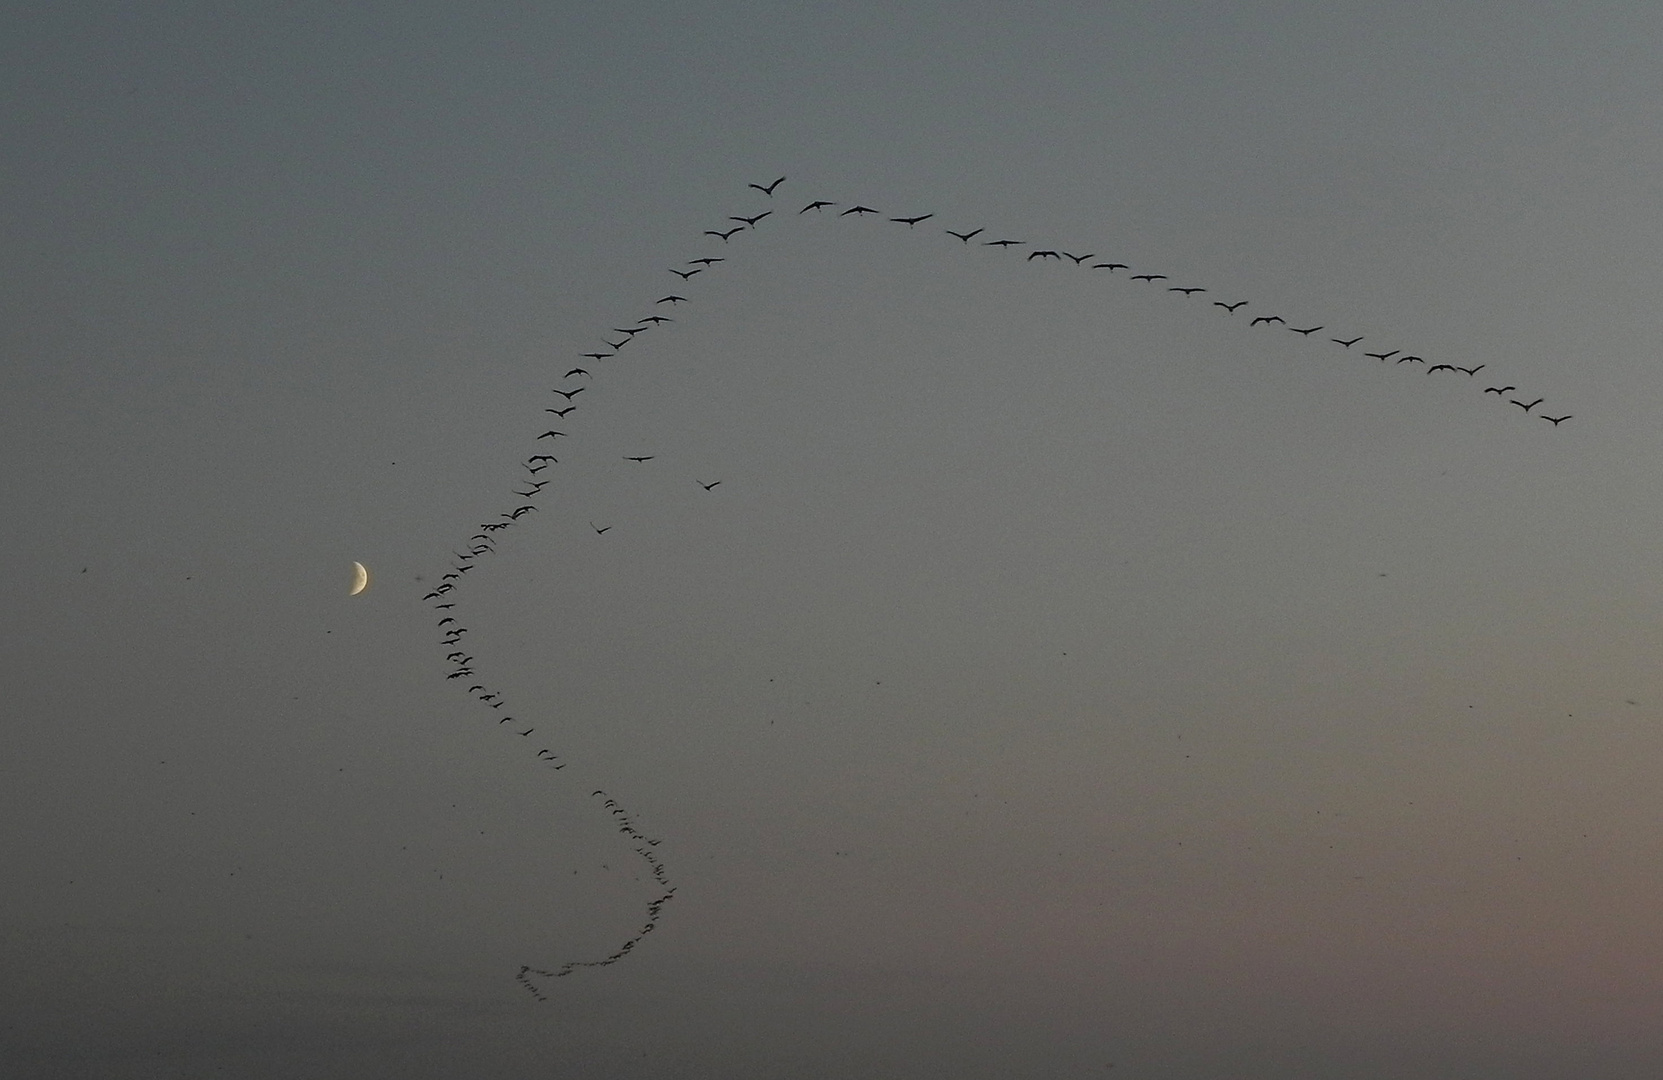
left=565, top=368, right=589, bottom=378
left=1512, top=398, right=1544, bottom=412
left=1331, top=336, right=1363, bottom=348
left=1214, top=301, right=1247, bottom=312
left=1130, top=273, right=1167, bottom=282
left=1093, top=262, right=1129, bottom=272
left=670, top=268, right=702, bottom=280
left=1250, top=315, right=1285, bottom=326
left=528, top=454, right=558, bottom=464
left=519, top=728, right=534, bottom=737
left=438, top=618, right=456, bottom=627
left=1063, top=252, right=1095, bottom=264
left=1288, top=325, right=1323, bottom=335
left=1027, top=250, right=1061, bottom=260
left=705, top=227, right=744, bottom=242
left=603, top=339, right=628, bottom=350
left=537, top=430, right=566, bottom=440
left=839, top=205, right=879, bottom=216
left=1169, top=286, right=1205, bottom=295
left=580, top=352, right=613, bottom=361
left=1397, top=355, right=1425, bottom=364
left=591, top=522, right=610, bottom=535
left=524, top=463, right=548, bottom=474
left=657, top=295, right=688, bottom=304
left=696, top=479, right=721, bottom=490
left=799, top=200, right=837, bottom=213
left=612, top=326, right=646, bottom=337
left=548, top=406, right=577, bottom=417
left=624, top=455, right=655, bottom=462
left=890, top=214, right=933, bottom=227
left=688, top=258, right=724, bottom=266
left=1455, top=365, right=1484, bottom=376
left=1541, top=414, right=1571, bottom=425
left=945, top=228, right=983, bottom=243
left=731, top=212, right=772, bottom=226
left=1427, top=364, right=1457, bottom=374
left=508, top=506, right=536, bottom=519
left=749, top=176, right=786, bottom=196
left=1484, top=386, right=1515, bottom=395
left=553, top=387, right=585, bottom=400
left=1363, top=350, right=1398, bottom=361
left=638, top=315, right=673, bottom=323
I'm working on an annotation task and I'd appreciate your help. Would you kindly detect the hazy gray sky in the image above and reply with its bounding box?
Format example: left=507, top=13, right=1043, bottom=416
left=6, top=2, right=1663, bottom=1076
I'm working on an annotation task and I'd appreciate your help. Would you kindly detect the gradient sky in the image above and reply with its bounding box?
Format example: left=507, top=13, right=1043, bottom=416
left=6, top=2, right=1663, bottom=1077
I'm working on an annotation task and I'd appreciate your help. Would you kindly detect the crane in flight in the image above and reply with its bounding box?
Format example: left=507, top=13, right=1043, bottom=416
left=749, top=176, right=786, bottom=196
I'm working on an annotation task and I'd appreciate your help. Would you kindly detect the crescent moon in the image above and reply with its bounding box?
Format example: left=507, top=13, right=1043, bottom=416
left=349, top=561, right=369, bottom=596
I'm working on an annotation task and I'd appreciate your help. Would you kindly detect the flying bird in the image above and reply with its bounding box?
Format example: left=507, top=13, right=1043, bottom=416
left=945, top=228, right=983, bottom=243
left=537, top=430, right=566, bottom=439
left=548, top=406, right=577, bottom=417
left=688, top=258, right=724, bottom=266
left=580, top=352, right=613, bottom=361
left=657, top=295, right=687, bottom=304
left=624, top=455, right=656, bottom=462
left=1331, top=336, right=1363, bottom=348
left=799, top=200, right=837, bottom=213
left=612, top=326, right=646, bottom=337
left=890, top=214, right=933, bottom=227
left=1250, top=316, right=1285, bottom=326
left=528, top=454, right=558, bottom=464
left=1130, top=273, right=1168, bottom=282
left=839, top=205, right=879, bottom=216
left=1485, top=386, right=1515, bottom=395
left=1169, top=286, right=1206, bottom=295
left=565, top=368, right=589, bottom=378
left=1427, top=364, right=1457, bottom=374
left=591, top=522, right=611, bottom=535
left=553, top=387, right=585, bottom=400
left=638, top=315, right=673, bottom=323
left=748, top=176, right=786, bottom=196
left=1093, top=262, right=1129, bottom=271
left=1512, top=398, right=1544, bottom=412
left=1455, top=365, right=1485, bottom=376
left=1214, top=301, right=1247, bottom=312
left=603, top=339, right=628, bottom=350
left=1363, top=350, right=1398, bottom=361
left=1064, top=253, right=1095, bottom=264
left=696, top=479, right=721, bottom=490
left=1541, top=414, right=1571, bottom=425
left=730, top=212, right=771, bottom=226
left=1027, top=250, right=1062, bottom=260
left=670, top=268, right=703, bottom=280
left=983, top=238, right=1023, bottom=247
left=705, top=227, right=744, bottom=242
left=1288, top=325, right=1323, bottom=335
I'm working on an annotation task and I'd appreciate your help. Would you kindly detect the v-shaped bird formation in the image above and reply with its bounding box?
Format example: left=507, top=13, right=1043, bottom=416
left=424, top=176, right=1570, bottom=1003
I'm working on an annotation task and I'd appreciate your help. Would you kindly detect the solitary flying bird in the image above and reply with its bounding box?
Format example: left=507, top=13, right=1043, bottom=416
left=1427, top=364, right=1457, bottom=374
left=1541, top=414, right=1571, bottom=425
left=705, top=227, right=744, bottom=242
left=1455, top=365, right=1485, bottom=376
left=591, top=522, right=610, bottom=535
left=1130, top=274, right=1167, bottom=282
left=657, top=295, right=687, bottom=304
left=890, top=214, right=933, bottom=227
left=799, top=200, right=836, bottom=213
left=1214, top=301, right=1247, bottom=312
left=625, top=455, right=656, bottom=462
left=688, top=258, right=723, bottom=266
left=1363, top=350, right=1398, bottom=361
left=1331, top=336, right=1363, bottom=347
left=840, top=205, right=879, bottom=216
left=1512, top=398, right=1544, bottom=412
left=537, top=430, right=566, bottom=439
left=1027, top=250, right=1062, bottom=260
left=696, top=479, right=721, bottom=490
left=638, top=315, right=674, bottom=323
left=553, top=387, right=585, bottom=400
left=1169, top=286, right=1206, bottom=295
left=1093, top=262, right=1129, bottom=271
left=670, top=268, right=703, bottom=280
left=565, top=368, right=589, bottom=378
left=1064, top=252, right=1095, bottom=264
left=983, top=238, right=1023, bottom=247
left=945, top=228, right=983, bottom=243
left=731, top=212, right=772, bottom=226
left=1250, top=316, right=1285, bottom=326
left=1288, top=325, right=1323, bottom=335
left=548, top=406, right=576, bottom=417
left=580, top=352, right=613, bottom=361
left=749, top=176, right=786, bottom=196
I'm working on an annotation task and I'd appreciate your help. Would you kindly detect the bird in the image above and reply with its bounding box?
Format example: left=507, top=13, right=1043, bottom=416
left=524, top=463, right=547, bottom=474
left=839, top=205, right=879, bottom=216
left=1169, top=286, right=1206, bottom=295
left=537, top=430, right=566, bottom=440
left=799, top=200, right=836, bottom=213
left=508, top=506, right=536, bottom=519
left=688, top=258, right=724, bottom=266
left=1427, top=364, right=1457, bottom=374
left=553, top=387, right=585, bottom=400
left=528, top=454, right=558, bottom=464
left=1027, top=250, right=1061, bottom=260
left=591, top=522, right=610, bottom=535
left=1397, top=355, right=1425, bottom=364
left=1483, top=386, right=1514, bottom=395
left=1093, top=262, right=1129, bottom=271
left=657, top=295, right=687, bottom=304
left=749, top=176, right=786, bottom=196
left=1512, top=398, right=1544, bottom=412
left=603, top=338, right=628, bottom=350
left=548, top=406, right=577, bottom=417
left=945, top=228, right=983, bottom=242
left=565, top=368, right=589, bottom=378
left=1064, top=252, right=1095, bottom=264
left=1455, top=365, right=1485, bottom=376
left=1331, top=336, right=1363, bottom=348
left=1541, top=414, right=1571, bottom=425
left=1214, top=301, right=1247, bottom=312
left=983, top=238, right=1023, bottom=247
left=890, top=214, right=933, bottom=227
left=1250, top=316, right=1285, bottom=326
left=638, top=315, right=673, bottom=323
left=1288, top=325, right=1323, bottom=335
left=612, top=326, right=646, bottom=337
left=670, top=268, right=702, bottom=280
left=1363, top=350, right=1398, bottom=361
left=519, top=728, right=534, bottom=737
left=580, top=352, right=613, bottom=361
left=731, top=212, right=771, bottom=226
left=705, top=227, right=744, bottom=242
left=438, top=618, right=456, bottom=627
left=1130, top=273, right=1168, bottom=282
left=625, top=455, right=655, bottom=462
left=697, top=479, right=721, bottom=490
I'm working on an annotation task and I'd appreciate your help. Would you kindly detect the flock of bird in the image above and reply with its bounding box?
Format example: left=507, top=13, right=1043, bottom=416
left=427, top=176, right=1568, bottom=1002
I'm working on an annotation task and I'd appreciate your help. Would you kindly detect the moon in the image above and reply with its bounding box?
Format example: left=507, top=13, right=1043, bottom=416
left=349, top=561, right=369, bottom=596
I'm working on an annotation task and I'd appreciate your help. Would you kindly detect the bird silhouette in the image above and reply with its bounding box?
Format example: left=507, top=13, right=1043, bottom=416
left=1541, top=414, right=1571, bottom=425
left=688, top=258, right=723, bottom=267
left=1363, top=350, right=1398, bottom=361
left=1484, top=386, right=1515, bottom=395
left=697, top=479, right=721, bottom=490
left=1397, top=355, right=1425, bottom=364
left=1169, top=286, right=1206, bottom=295
left=670, top=268, right=702, bottom=280
left=1027, top=250, right=1061, bottom=260
left=840, top=205, right=879, bottom=216
left=890, top=214, right=933, bottom=227
left=1130, top=274, right=1168, bottom=282
left=1455, top=365, right=1484, bottom=376
left=591, top=522, right=610, bottom=535
left=657, top=295, right=688, bottom=304
left=537, top=430, right=566, bottom=440
left=1214, top=301, right=1247, bottom=312
left=1064, top=252, right=1095, bottom=264
left=553, top=387, right=585, bottom=400
left=565, top=368, right=589, bottom=378
left=580, top=352, right=613, bottom=361
left=638, top=315, right=673, bottom=323
left=1250, top=316, right=1285, bottom=326
left=799, top=200, right=837, bottom=213
left=528, top=454, right=558, bottom=464
left=983, top=238, right=1023, bottom=247
left=1288, top=325, right=1323, bottom=335
left=1512, top=398, right=1544, bottom=412
left=730, top=212, right=771, bottom=226
left=749, top=176, right=786, bottom=196
left=1427, top=364, right=1457, bottom=374
left=1093, top=262, right=1129, bottom=271
left=945, top=228, right=983, bottom=243
left=548, top=406, right=577, bottom=417
left=625, top=455, right=656, bottom=462
left=704, top=227, right=744, bottom=242
left=1331, top=337, right=1363, bottom=348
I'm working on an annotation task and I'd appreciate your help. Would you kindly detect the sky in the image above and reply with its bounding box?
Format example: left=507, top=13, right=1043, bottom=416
left=5, top=1, right=1663, bottom=1076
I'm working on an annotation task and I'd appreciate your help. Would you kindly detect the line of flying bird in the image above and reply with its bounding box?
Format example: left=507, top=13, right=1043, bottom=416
left=431, top=174, right=1570, bottom=1002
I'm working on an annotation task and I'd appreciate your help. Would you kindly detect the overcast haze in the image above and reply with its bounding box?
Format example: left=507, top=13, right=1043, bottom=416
left=6, top=2, right=1663, bottom=1077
